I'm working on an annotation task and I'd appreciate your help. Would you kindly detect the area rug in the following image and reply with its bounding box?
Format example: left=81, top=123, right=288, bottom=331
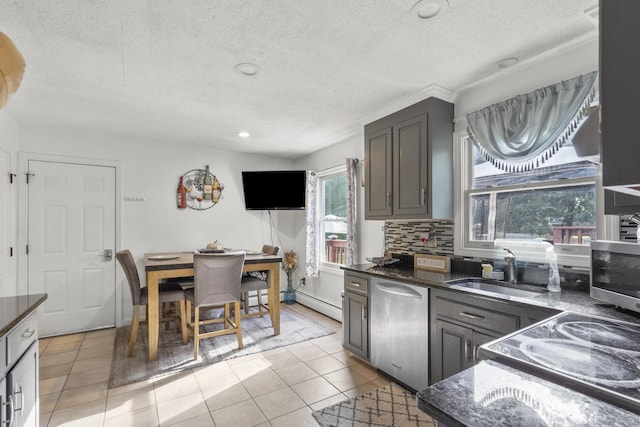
left=313, top=382, right=436, bottom=427
left=109, top=307, right=336, bottom=388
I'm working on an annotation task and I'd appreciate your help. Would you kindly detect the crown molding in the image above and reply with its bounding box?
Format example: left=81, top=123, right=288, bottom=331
left=357, top=84, right=458, bottom=125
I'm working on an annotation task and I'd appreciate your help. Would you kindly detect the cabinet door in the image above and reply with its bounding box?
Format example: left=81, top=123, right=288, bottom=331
left=432, top=319, right=473, bottom=383
left=343, top=291, right=368, bottom=359
left=393, top=114, right=429, bottom=217
left=365, top=127, right=393, bottom=219
left=601, top=2, right=640, bottom=189
left=471, top=331, right=499, bottom=364
left=7, top=344, right=37, bottom=427
left=1, top=377, right=5, bottom=427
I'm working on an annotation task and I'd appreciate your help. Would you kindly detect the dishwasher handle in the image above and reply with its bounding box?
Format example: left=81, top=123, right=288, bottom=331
left=375, top=282, right=423, bottom=299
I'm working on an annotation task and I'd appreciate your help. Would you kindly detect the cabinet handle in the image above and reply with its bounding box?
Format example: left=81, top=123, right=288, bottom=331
left=459, top=311, right=485, bottom=320
left=4, top=394, right=14, bottom=427
left=350, top=282, right=360, bottom=288
left=362, top=305, right=367, bottom=320
left=387, top=192, right=391, bottom=207
left=13, top=387, right=23, bottom=417
left=20, top=329, right=35, bottom=340
left=421, top=188, right=425, bottom=206
left=464, top=340, right=471, bottom=361
left=474, top=344, right=481, bottom=361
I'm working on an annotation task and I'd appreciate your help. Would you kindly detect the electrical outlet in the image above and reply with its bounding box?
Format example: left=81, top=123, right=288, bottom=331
left=419, top=233, right=437, bottom=248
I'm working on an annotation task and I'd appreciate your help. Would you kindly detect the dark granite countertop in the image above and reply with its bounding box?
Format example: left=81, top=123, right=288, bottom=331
left=345, top=263, right=640, bottom=422
left=342, top=263, right=640, bottom=324
left=0, top=294, right=48, bottom=337
left=417, top=360, right=640, bottom=426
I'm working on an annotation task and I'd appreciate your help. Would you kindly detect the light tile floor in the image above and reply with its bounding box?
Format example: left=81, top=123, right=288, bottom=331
left=38, top=303, right=389, bottom=427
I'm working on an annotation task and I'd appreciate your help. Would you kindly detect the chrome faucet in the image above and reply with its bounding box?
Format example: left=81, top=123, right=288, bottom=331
left=504, top=248, right=518, bottom=284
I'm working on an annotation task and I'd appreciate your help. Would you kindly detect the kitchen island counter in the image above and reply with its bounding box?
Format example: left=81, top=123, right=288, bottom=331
left=0, top=293, right=48, bottom=336
left=417, top=359, right=639, bottom=426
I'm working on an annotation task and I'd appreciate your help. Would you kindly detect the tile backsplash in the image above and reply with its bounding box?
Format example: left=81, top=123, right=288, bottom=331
left=384, top=219, right=588, bottom=288
left=385, top=219, right=454, bottom=257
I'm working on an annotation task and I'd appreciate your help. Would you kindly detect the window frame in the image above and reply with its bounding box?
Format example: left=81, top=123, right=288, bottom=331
left=454, top=131, right=617, bottom=268
left=317, top=165, right=347, bottom=269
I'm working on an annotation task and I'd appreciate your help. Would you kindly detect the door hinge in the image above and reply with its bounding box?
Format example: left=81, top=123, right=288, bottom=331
left=25, top=173, right=35, bottom=184
left=9, top=173, right=16, bottom=184
left=26, top=244, right=29, bottom=255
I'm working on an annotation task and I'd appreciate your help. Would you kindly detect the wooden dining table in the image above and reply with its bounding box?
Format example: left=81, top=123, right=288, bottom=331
left=144, top=251, right=282, bottom=361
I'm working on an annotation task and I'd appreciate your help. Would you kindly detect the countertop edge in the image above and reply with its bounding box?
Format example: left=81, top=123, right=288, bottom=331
left=0, top=293, right=48, bottom=336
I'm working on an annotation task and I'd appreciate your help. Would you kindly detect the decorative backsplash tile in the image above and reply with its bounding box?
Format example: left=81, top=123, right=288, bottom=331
left=385, top=219, right=454, bottom=256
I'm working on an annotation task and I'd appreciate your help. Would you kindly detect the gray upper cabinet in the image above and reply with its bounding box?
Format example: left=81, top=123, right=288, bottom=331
left=601, top=1, right=640, bottom=202
left=365, top=97, right=453, bottom=220
left=365, top=127, right=393, bottom=218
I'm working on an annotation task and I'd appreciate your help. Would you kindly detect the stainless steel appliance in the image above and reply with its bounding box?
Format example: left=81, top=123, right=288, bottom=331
left=590, top=240, right=640, bottom=314
left=370, top=279, right=429, bottom=391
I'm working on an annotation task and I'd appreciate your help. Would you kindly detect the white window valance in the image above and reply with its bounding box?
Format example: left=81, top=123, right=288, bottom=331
left=466, top=71, right=598, bottom=172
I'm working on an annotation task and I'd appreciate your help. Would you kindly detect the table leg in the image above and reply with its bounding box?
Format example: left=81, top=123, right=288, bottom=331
left=147, top=271, right=160, bottom=361
left=269, top=264, right=280, bottom=335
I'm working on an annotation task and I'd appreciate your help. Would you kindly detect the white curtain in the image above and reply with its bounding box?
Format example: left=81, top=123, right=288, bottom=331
left=466, top=71, right=598, bottom=172
left=345, top=158, right=358, bottom=265
left=305, top=170, right=319, bottom=277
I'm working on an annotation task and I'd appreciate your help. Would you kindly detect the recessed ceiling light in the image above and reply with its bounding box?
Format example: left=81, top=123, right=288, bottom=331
left=497, top=57, right=519, bottom=69
left=237, top=131, right=250, bottom=138
left=411, top=0, right=448, bottom=19
left=234, top=63, right=261, bottom=77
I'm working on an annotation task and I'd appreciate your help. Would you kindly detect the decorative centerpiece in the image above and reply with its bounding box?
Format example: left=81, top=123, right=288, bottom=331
left=282, top=250, right=298, bottom=305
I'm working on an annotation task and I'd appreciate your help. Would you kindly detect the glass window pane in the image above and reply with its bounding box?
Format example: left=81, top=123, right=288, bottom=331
left=470, top=184, right=596, bottom=245
left=323, top=175, right=347, bottom=217
left=472, top=145, right=598, bottom=189
left=320, top=173, right=347, bottom=265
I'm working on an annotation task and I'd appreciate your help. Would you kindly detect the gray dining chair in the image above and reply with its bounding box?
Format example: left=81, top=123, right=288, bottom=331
left=241, top=244, right=279, bottom=320
left=185, top=252, right=246, bottom=360
left=116, top=249, right=188, bottom=357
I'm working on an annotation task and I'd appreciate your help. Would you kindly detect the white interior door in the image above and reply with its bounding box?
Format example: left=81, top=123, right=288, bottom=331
left=27, top=160, right=116, bottom=336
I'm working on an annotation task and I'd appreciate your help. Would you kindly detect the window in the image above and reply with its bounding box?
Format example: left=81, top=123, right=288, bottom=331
left=455, top=133, right=609, bottom=267
left=318, top=167, right=347, bottom=266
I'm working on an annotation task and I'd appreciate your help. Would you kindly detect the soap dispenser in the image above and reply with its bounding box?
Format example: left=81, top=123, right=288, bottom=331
left=546, top=246, right=561, bottom=292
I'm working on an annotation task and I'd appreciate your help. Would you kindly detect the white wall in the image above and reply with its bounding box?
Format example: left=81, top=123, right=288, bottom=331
left=15, top=124, right=297, bottom=325
left=455, top=36, right=599, bottom=130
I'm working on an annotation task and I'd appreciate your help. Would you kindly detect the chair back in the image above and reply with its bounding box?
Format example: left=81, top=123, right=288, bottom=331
left=193, top=252, right=246, bottom=307
left=116, top=250, right=142, bottom=305
left=262, top=245, right=280, bottom=256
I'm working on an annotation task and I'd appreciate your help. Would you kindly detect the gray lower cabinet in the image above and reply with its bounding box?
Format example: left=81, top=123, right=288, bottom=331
left=2, top=312, right=39, bottom=427
left=343, top=273, right=369, bottom=360
left=430, top=289, right=558, bottom=384
left=433, top=319, right=499, bottom=382
left=364, top=97, right=453, bottom=220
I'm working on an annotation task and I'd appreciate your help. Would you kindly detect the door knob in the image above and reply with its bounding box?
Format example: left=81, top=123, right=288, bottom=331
left=103, top=249, right=113, bottom=261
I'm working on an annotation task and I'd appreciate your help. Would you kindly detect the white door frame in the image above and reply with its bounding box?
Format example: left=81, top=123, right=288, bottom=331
left=17, top=152, right=124, bottom=327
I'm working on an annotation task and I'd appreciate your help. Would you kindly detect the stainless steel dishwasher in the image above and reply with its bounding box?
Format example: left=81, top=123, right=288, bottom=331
left=370, top=278, right=429, bottom=391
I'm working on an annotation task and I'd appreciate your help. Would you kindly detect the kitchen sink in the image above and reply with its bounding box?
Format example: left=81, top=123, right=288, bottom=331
left=446, top=278, right=547, bottom=299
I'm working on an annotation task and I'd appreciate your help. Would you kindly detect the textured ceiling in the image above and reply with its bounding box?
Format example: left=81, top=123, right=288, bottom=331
left=1, top=0, right=597, bottom=158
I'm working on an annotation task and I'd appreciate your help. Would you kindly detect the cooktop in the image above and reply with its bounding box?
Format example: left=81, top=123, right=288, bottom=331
left=479, top=311, right=640, bottom=414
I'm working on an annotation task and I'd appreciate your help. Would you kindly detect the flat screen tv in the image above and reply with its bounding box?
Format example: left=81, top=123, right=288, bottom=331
left=242, top=170, right=306, bottom=210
